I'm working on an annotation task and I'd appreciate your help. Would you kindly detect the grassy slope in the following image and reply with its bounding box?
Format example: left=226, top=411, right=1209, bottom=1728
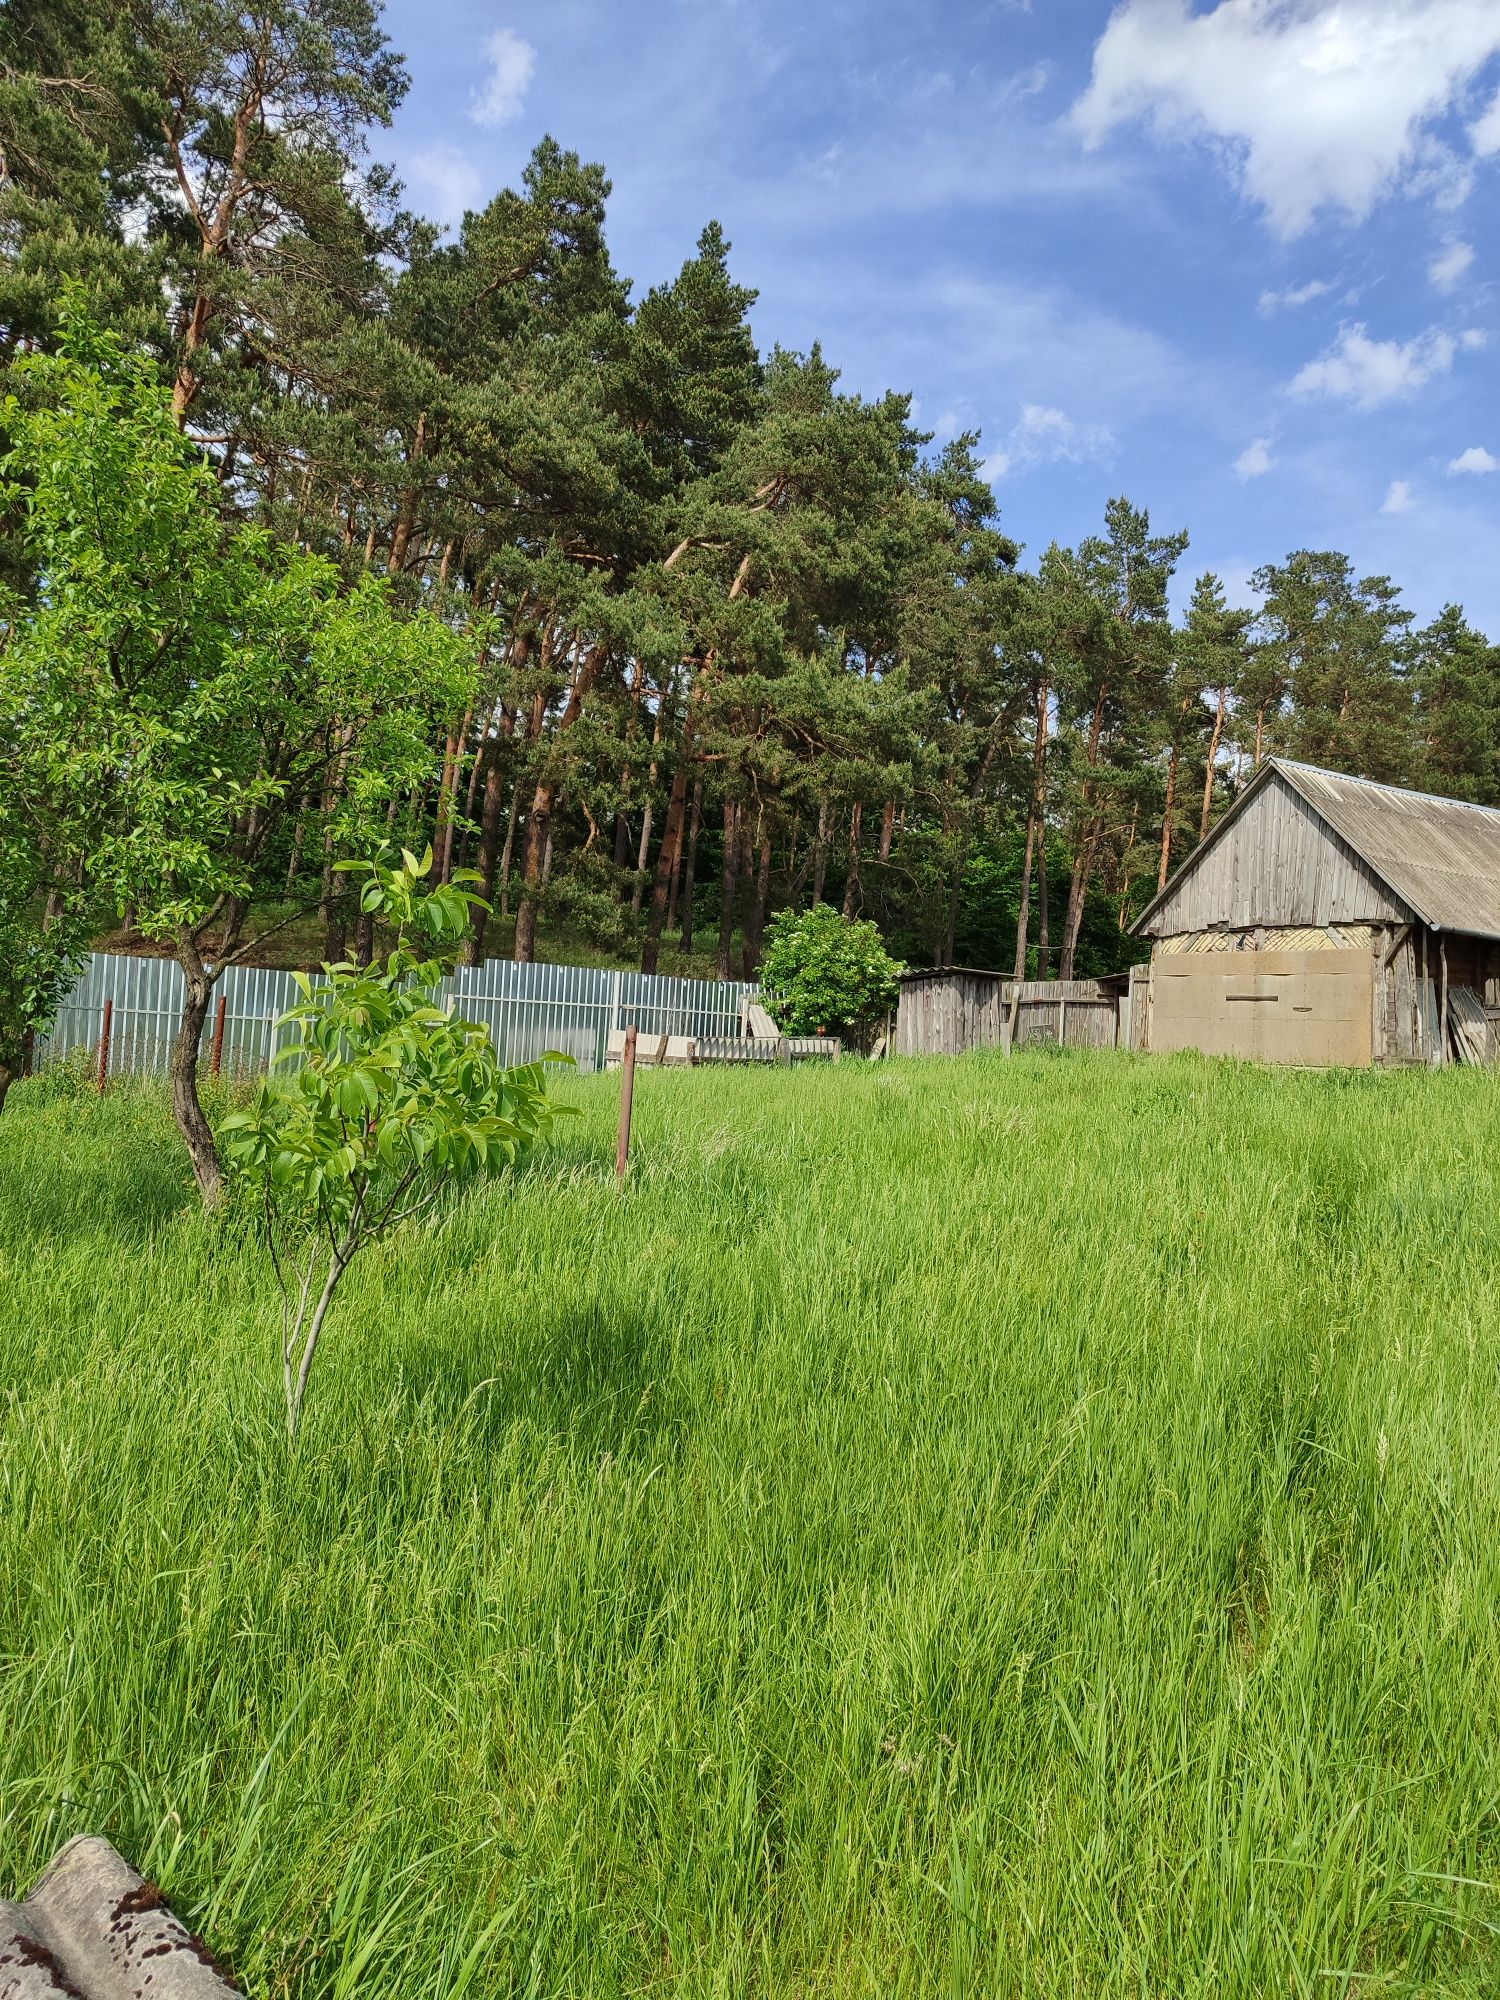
left=3, top=1052, right=1500, bottom=1997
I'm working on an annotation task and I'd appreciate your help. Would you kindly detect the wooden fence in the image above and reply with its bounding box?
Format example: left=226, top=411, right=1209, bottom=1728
left=1002, top=979, right=1122, bottom=1051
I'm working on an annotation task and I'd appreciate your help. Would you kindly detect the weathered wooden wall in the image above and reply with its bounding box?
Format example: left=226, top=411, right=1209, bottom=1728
left=1141, top=772, right=1410, bottom=937
left=1002, top=980, right=1120, bottom=1051
left=894, top=972, right=1006, bottom=1056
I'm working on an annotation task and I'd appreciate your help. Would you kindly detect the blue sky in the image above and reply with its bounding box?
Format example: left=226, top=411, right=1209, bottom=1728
left=377, top=0, right=1500, bottom=631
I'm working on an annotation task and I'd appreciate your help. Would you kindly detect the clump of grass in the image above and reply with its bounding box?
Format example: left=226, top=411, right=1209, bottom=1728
left=3, top=1052, right=1500, bottom=1996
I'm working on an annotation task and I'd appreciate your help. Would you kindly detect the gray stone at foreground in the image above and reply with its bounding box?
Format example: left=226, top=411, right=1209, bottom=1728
left=0, top=1836, right=242, bottom=1998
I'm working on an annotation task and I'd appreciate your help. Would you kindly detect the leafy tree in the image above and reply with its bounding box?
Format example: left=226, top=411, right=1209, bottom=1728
left=0, top=822, right=96, bottom=1112
left=2, top=299, right=473, bottom=1194
left=221, top=849, right=566, bottom=1439
left=760, top=904, right=902, bottom=1045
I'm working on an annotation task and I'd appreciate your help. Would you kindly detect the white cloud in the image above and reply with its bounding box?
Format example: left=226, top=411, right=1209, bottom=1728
left=1381, top=478, right=1416, bottom=513
left=1074, top=0, right=1500, bottom=237
left=1257, top=278, right=1332, bottom=314
left=1449, top=444, right=1500, bottom=472
left=1428, top=239, right=1475, bottom=291
left=1473, top=87, right=1500, bottom=154
left=470, top=27, right=536, bottom=128
left=1001, top=62, right=1053, bottom=101
left=405, top=145, right=482, bottom=225
left=1233, top=436, right=1276, bottom=478
left=1289, top=321, right=1479, bottom=408
left=984, top=403, right=1115, bottom=482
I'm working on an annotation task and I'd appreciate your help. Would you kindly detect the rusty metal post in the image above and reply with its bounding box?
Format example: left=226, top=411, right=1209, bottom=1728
left=210, top=993, right=228, bottom=1077
left=615, top=1023, right=638, bottom=1181
left=96, top=997, right=113, bottom=1093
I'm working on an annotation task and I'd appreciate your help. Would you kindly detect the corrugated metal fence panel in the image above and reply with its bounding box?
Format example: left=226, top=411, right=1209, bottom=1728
left=39, top=953, right=760, bottom=1080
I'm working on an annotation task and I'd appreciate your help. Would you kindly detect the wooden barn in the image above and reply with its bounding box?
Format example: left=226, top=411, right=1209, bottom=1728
left=1130, top=758, right=1500, bottom=1067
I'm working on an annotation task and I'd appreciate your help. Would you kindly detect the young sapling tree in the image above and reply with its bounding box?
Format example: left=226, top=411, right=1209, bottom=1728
left=1, top=299, right=475, bottom=1195
left=220, top=849, right=567, bottom=1439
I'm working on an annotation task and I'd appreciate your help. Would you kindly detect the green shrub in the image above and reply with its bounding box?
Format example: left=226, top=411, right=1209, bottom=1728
left=760, top=904, right=902, bottom=1045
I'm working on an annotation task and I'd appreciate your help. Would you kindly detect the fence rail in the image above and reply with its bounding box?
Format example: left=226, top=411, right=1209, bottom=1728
left=38, top=952, right=759, bottom=1081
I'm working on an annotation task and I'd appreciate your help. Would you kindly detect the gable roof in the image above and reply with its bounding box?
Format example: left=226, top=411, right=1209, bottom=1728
left=1132, top=758, right=1500, bottom=942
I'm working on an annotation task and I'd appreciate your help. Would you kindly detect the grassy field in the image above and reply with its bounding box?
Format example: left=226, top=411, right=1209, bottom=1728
left=4, top=1051, right=1500, bottom=1997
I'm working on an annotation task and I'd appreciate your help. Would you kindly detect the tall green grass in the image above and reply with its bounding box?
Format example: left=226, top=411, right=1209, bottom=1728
left=4, top=1051, right=1500, bottom=1996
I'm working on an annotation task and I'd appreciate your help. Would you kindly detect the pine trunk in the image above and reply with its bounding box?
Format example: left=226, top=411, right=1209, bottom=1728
left=498, top=783, right=520, bottom=917
left=641, top=747, right=692, bottom=976
left=680, top=776, right=704, bottom=949
left=717, top=798, right=740, bottom=981
left=464, top=738, right=508, bottom=965
left=513, top=781, right=558, bottom=963
left=1013, top=814, right=1037, bottom=979
left=1157, top=745, right=1179, bottom=891
left=812, top=798, right=829, bottom=907
left=1201, top=689, right=1226, bottom=840
left=743, top=829, right=771, bottom=978
left=842, top=801, right=863, bottom=918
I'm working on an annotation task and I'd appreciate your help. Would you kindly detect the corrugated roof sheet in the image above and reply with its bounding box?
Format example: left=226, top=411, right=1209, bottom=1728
left=0, top=1837, right=242, bottom=1998
left=1273, top=760, right=1500, bottom=939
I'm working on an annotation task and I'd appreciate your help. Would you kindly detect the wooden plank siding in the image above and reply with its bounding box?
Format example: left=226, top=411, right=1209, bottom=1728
left=894, top=972, right=1122, bottom=1057
left=1139, top=771, right=1409, bottom=938
left=895, top=971, right=1007, bottom=1057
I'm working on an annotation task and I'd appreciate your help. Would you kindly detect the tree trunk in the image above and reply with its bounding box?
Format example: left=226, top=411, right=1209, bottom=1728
left=1013, top=814, right=1037, bottom=979
left=321, top=859, right=346, bottom=963
left=1201, top=689, right=1227, bottom=840
left=353, top=905, right=375, bottom=967
left=437, top=708, right=473, bottom=883
left=386, top=410, right=428, bottom=577
left=432, top=722, right=460, bottom=883
left=743, top=828, right=772, bottom=978
left=1157, top=745, right=1180, bottom=891
left=812, top=798, right=830, bottom=907
left=513, top=780, right=558, bottom=963
left=842, top=801, right=863, bottom=918
left=717, top=798, right=741, bottom=981
left=1059, top=817, right=1104, bottom=981
left=631, top=799, right=654, bottom=917
left=498, top=780, right=521, bottom=918
left=641, top=747, right=693, bottom=975
left=0, top=1064, right=13, bottom=1115
left=1037, top=832, right=1050, bottom=978
left=465, top=738, right=508, bottom=965
left=1014, top=681, right=1049, bottom=978
left=879, top=799, right=895, bottom=862
left=943, top=848, right=963, bottom=964
left=680, top=776, right=704, bottom=949
left=285, top=815, right=306, bottom=897
left=171, top=956, right=221, bottom=1201
left=613, top=812, right=632, bottom=870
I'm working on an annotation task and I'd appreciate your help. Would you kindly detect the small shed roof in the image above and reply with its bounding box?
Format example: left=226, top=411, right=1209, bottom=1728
left=1133, top=758, right=1500, bottom=942
left=897, top=965, right=1007, bottom=984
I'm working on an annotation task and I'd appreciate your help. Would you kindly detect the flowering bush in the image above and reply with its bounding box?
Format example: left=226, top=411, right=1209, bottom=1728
left=759, top=905, right=903, bottom=1045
